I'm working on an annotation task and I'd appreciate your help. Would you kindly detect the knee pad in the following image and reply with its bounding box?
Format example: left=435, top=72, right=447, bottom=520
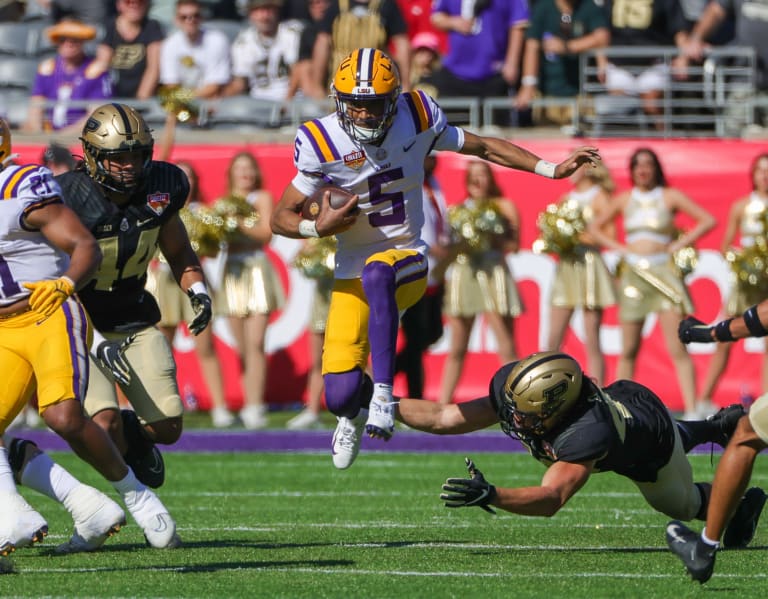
left=324, top=370, right=373, bottom=418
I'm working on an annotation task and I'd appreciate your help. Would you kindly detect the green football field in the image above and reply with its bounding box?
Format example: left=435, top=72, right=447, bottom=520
left=2, top=451, right=767, bottom=598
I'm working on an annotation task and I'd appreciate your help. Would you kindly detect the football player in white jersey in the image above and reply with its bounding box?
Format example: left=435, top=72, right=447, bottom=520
left=271, top=47, right=601, bottom=470
left=0, top=118, right=179, bottom=554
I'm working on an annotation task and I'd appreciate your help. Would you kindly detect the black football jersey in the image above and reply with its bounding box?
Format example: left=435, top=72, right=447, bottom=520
left=57, top=162, right=189, bottom=332
left=490, top=366, right=676, bottom=483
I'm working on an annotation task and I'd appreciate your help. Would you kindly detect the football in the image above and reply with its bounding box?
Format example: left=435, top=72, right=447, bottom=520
left=301, top=185, right=356, bottom=220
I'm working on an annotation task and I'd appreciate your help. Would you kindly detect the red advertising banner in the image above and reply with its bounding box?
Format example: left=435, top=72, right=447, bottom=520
left=16, top=138, right=768, bottom=411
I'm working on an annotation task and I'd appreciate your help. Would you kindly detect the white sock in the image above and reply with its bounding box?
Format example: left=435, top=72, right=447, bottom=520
left=0, top=448, right=18, bottom=493
left=19, top=452, right=79, bottom=505
left=111, top=469, right=147, bottom=509
left=373, top=383, right=393, bottom=403
left=701, top=528, right=721, bottom=547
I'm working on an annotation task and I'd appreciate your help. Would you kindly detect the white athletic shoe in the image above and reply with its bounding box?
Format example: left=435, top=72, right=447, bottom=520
left=286, top=408, right=322, bottom=430
left=332, top=409, right=367, bottom=470
left=211, top=406, right=236, bottom=428
left=125, top=488, right=179, bottom=549
left=365, top=396, right=396, bottom=440
left=240, top=405, right=268, bottom=430
left=0, top=491, right=48, bottom=550
left=56, top=485, right=126, bottom=554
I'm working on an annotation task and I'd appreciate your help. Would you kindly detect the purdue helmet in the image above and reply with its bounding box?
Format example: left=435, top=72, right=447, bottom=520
left=331, top=48, right=401, bottom=144
left=0, top=118, right=12, bottom=169
left=80, top=103, right=154, bottom=194
left=499, top=352, right=584, bottom=437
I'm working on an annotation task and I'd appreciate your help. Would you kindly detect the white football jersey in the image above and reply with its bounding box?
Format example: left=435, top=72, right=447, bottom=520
left=0, top=164, right=68, bottom=307
left=291, top=90, right=464, bottom=278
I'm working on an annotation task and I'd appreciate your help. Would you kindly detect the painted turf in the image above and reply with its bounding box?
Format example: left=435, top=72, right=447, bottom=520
left=17, top=427, right=718, bottom=454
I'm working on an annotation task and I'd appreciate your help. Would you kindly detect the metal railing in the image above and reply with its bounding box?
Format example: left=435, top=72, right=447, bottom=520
left=578, top=45, right=757, bottom=138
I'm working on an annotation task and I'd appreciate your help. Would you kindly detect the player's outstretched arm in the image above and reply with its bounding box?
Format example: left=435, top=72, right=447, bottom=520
left=459, top=131, right=601, bottom=179
left=396, top=396, right=499, bottom=434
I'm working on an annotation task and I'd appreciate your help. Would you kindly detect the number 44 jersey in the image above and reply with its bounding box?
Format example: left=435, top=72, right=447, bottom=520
left=56, top=162, right=188, bottom=332
left=0, top=164, right=69, bottom=308
left=291, top=90, right=464, bottom=279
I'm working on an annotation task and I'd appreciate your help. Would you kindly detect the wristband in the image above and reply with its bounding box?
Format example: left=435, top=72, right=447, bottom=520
left=713, top=318, right=736, bottom=342
left=298, top=219, right=319, bottom=238
left=743, top=304, right=768, bottom=337
left=61, top=275, right=76, bottom=289
left=189, top=281, right=208, bottom=296
left=534, top=160, right=557, bottom=179
left=521, top=75, right=539, bottom=87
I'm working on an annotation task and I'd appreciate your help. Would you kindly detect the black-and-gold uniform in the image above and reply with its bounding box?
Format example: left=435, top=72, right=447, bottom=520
left=56, top=161, right=189, bottom=332
left=489, top=364, right=676, bottom=482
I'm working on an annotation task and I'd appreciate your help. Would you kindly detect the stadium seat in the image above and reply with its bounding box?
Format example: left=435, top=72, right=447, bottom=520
left=0, top=21, right=37, bottom=56
left=0, top=56, right=39, bottom=91
left=206, top=95, right=283, bottom=128
left=0, top=89, right=32, bottom=128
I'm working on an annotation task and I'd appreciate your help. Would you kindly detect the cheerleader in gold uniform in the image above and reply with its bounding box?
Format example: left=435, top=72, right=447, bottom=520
left=438, top=161, right=522, bottom=405
left=544, top=163, right=617, bottom=385
left=213, top=152, right=285, bottom=429
left=589, top=148, right=715, bottom=418
left=697, top=153, right=768, bottom=414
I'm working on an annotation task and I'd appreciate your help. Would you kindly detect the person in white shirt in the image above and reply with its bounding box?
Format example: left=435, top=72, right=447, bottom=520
left=225, top=0, right=301, bottom=102
left=159, top=0, right=232, bottom=99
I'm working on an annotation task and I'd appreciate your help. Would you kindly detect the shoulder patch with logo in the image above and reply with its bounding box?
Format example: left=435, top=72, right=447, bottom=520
left=147, top=191, right=170, bottom=215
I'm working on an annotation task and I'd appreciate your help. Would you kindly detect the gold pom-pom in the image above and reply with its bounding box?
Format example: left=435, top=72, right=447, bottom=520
left=447, top=199, right=508, bottom=253
left=293, top=236, right=337, bottom=280
left=211, top=195, right=260, bottom=243
left=533, top=200, right=586, bottom=256
left=179, top=205, right=225, bottom=257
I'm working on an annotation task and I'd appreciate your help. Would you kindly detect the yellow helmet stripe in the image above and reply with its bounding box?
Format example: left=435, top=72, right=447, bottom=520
left=1, top=165, right=38, bottom=199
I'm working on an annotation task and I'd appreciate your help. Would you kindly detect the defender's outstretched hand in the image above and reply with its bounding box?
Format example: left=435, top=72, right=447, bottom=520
left=440, top=457, right=497, bottom=514
left=678, top=316, right=715, bottom=344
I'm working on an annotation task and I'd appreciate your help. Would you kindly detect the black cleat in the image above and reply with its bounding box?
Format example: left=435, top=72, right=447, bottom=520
left=723, top=487, right=767, bottom=549
left=707, top=403, right=746, bottom=448
left=666, top=520, right=717, bottom=583
left=121, top=410, right=165, bottom=488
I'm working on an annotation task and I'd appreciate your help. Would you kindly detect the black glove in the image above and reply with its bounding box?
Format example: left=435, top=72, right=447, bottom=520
left=678, top=316, right=714, bottom=344
left=187, top=289, right=212, bottom=336
left=95, top=335, right=134, bottom=386
left=440, top=457, right=497, bottom=514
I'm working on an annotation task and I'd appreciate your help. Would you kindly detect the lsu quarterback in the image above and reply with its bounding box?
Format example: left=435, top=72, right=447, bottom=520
left=271, top=47, right=602, bottom=470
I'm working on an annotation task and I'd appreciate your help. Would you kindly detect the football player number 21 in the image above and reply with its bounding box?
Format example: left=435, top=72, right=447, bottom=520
left=0, top=255, right=23, bottom=298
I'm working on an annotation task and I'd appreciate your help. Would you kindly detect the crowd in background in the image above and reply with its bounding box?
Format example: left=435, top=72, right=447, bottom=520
left=1, top=0, right=767, bottom=133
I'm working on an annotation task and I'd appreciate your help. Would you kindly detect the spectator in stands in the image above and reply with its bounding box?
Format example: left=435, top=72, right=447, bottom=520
left=159, top=0, right=232, bottom=100
left=543, top=162, right=616, bottom=386
left=683, top=0, right=768, bottom=135
left=409, top=31, right=442, bottom=96
left=587, top=148, right=716, bottom=419
left=515, top=0, right=610, bottom=127
left=225, top=0, right=301, bottom=102
left=24, top=20, right=112, bottom=134
left=288, top=0, right=332, bottom=100
left=96, top=0, right=165, bottom=100
left=311, top=0, right=412, bottom=95
left=395, top=152, right=453, bottom=400
left=396, top=0, right=448, bottom=53
left=212, top=151, right=285, bottom=429
left=602, top=0, right=690, bottom=127
left=431, top=0, right=529, bottom=112
left=694, top=153, right=768, bottom=417
left=438, top=160, right=522, bottom=405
